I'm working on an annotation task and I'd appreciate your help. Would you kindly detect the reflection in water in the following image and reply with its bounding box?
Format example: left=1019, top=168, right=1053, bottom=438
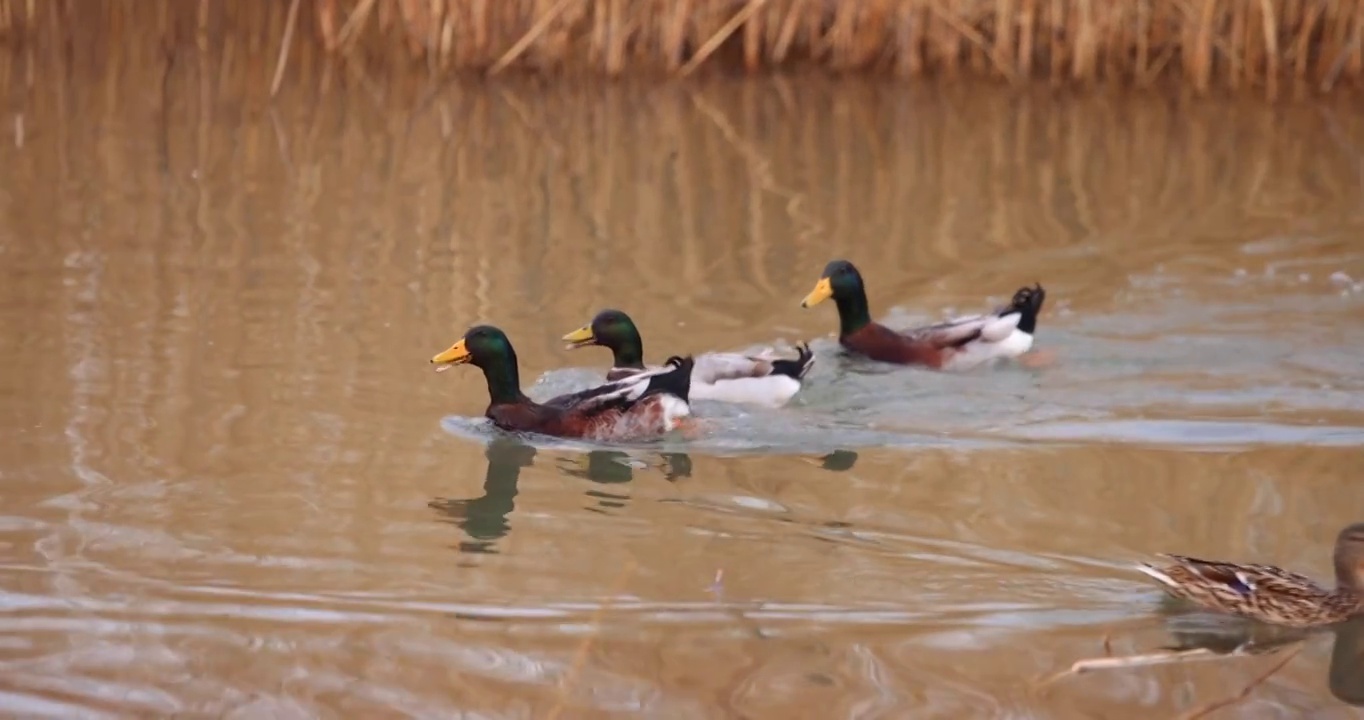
left=1168, top=615, right=1364, bottom=710
left=816, top=450, right=859, bottom=472
left=1329, top=619, right=1364, bottom=707
left=1162, top=612, right=1312, bottom=657
left=559, top=450, right=693, bottom=514
left=428, top=438, right=536, bottom=553
left=558, top=450, right=694, bottom=485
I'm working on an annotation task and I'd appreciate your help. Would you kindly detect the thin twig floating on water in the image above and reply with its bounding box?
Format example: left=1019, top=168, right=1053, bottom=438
left=1035, top=647, right=1222, bottom=688
left=1176, top=646, right=1302, bottom=720
left=1034, top=639, right=1304, bottom=696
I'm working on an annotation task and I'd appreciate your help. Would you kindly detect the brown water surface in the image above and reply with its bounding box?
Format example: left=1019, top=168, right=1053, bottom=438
left=2, top=47, right=1364, bottom=719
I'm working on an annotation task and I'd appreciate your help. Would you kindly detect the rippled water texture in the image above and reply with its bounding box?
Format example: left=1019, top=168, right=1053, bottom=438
left=2, top=36, right=1364, bottom=719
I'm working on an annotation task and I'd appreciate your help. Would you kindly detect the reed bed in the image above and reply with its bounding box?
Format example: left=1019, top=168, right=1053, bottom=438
left=1, top=0, right=1362, bottom=97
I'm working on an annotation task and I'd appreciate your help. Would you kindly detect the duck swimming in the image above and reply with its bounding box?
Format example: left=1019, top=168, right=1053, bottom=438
left=561, top=309, right=815, bottom=408
left=431, top=325, right=695, bottom=442
left=1136, top=523, right=1364, bottom=628
left=800, top=259, right=1045, bottom=371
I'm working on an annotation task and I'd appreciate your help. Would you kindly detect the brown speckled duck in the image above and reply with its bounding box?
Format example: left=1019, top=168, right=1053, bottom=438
left=1136, top=523, right=1364, bottom=628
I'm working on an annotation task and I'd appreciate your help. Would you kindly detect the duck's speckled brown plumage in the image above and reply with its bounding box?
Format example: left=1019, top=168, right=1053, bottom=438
left=800, top=260, right=1045, bottom=370
left=1137, top=523, right=1364, bottom=628
left=431, top=325, right=695, bottom=442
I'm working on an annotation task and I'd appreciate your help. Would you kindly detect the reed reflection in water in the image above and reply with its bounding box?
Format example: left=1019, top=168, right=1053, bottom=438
left=0, top=39, right=1362, bottom=719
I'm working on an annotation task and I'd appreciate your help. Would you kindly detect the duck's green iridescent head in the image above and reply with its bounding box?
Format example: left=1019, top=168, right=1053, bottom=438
left=431, top=324, right=517, bottom=372
left=802, top=259, right=872, bottom=336
left=801, top=259, right=865, bottom=309
left=430, top=324, right=524, bottom=404
left=561, top=309, right=646, bottom=369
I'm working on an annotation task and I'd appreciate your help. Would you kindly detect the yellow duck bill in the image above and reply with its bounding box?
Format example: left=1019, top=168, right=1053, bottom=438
left=801, top=277, right=833, bottom=308
left=561, top=326, right=596, bottom=349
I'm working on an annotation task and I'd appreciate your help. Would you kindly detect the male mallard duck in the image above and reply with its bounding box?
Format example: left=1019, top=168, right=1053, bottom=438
left=799, top=259, right=1045, bottom=370
left=560, top=309, right=815, bottom=408
left=431, top=325, right=695, bottom=442
left=1135, top=523, right=1364, bottom=628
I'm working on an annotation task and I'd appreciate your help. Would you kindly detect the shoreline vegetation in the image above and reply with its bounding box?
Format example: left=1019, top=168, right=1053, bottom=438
left=0, top=0, right=1361, bottom=98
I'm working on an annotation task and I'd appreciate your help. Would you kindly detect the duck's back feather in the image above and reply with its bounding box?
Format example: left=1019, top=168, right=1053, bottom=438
left=843, top=308, right=1033, bottom=370
left=602, top=344, right=813, bottom=406
left=492, top=358, right=695, bottom=441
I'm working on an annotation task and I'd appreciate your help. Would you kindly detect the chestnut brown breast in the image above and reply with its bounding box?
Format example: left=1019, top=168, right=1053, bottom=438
left=841, top=324, right=948, bottom=368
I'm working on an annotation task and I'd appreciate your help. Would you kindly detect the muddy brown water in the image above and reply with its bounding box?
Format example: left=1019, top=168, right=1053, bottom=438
left=2, top=48, right=1364, bottom=719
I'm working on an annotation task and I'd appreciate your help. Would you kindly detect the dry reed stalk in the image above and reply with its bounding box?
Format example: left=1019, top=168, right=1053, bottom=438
left=1016, top=0, right=1034, bottom=76
left=660, top=0, right=691, bottom=70
left=930, top=1, right=1018, bottom=83
left=334, top=0, right=377, bottom=54
left=270, top=0, right=301, bottom=96
left=679, top=0, right=768, bottom=77
left=1351, top=1, right=1364, bottom=76
left=994, top=0, right=1015, bottom=76
left=895, top=1, right=921, bottom=76
left=740, top=0, right=760, bottom=70
left=489, top=0, right=577, bottom=74
left=1261, top=0, right=1281, bottom=97
left=828, top=1, right=856, bottom=70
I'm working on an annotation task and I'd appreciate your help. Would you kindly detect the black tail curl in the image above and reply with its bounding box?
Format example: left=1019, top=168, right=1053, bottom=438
left=1007, top=283, right=1046, bottom=334
left=770, top=342, right=816, bottom=381
left=649, top=355, right=695, bottom=402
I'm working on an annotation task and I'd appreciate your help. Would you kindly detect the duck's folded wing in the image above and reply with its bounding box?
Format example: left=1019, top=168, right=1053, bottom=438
left=545, top=363, right=678, bottom=413
left=1159, top=554, right=1327, bottom=596
left=904, top=311, right=1020, bottom=348
left=902, top=314, right=989, bottom=348
left=691, top=352, right=777, bottom=384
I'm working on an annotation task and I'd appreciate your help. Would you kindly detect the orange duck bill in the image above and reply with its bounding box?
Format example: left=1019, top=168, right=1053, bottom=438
left=430, top=338, right=472, bottom=373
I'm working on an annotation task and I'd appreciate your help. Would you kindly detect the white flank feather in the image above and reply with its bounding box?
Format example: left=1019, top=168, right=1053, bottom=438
left=1134, top=563, right=1178, bottom=588
left=940, top=326, right=1035, bottom=372
left=692, top=374, right=802, bottom=407
left=655, top=395, right=692, bottom=430
left=977, top=312, right=1022, bottom=342
left=609, top=348, right=811, bottom=407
